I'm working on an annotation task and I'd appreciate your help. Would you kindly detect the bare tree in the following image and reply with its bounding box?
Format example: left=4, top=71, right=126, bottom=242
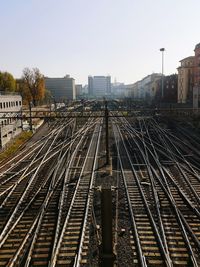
left=21, top=68, right=45, bottom=105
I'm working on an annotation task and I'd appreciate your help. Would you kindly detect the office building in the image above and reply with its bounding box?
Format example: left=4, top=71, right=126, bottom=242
left=88, top=76, right=111, bottom=98
left=75, top=84, right=83, bottom=98
left=45, top=75, right=76, bottom=102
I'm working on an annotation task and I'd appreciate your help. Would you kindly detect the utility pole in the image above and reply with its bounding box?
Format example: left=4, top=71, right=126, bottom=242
left=54, top=99, right=57, bottom=112
left=20, top=106, right=23, bottom=130
left=29, top=102, right=33, bottom=131
left=100, top=187, right=115, bottom=267
left=105, top=100, right=109, bottom=165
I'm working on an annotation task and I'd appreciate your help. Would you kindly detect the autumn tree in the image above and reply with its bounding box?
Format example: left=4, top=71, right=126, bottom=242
left=0, top=71, right=16, bottom=92
left=21, top=68, right=45, bottom=106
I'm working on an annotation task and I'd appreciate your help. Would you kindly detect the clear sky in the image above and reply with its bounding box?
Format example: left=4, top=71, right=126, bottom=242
left=0, top=0, right=200, bottom=85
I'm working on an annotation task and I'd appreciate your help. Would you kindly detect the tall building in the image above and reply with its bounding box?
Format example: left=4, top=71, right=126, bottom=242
left=0, top=92, right=22, bottom=148
left=177, top=42, right=200, bottom=104
left=177, top=57, right=195, bottom=103
left=111, top=82, right=126, bottom=97
left=75, top=84, right=83, bottom=98
left=45, top=75, right=76, bottom=102
left=194, top=43, right=200, bottom=87
left=88, top=76, right=111, bottom=98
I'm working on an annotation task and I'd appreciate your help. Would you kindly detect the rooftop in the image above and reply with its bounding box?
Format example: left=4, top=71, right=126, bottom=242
left=179, top=56, right=195, bottom=62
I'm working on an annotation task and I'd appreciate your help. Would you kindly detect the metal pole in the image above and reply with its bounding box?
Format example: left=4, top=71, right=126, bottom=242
left=29, top=102, right=33, bottom=131
left=54, top=99, right=57, bottom=111
left=20, top=107, right=23, bottom=130
left=105, top=100, right=109, bottom=165
left=160, top=48, right=165, bottom=99
left=100, top=188, right=115, bottom=267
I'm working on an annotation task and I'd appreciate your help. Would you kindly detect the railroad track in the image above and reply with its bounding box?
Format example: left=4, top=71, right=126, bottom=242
left=2, top=107, right=200, bottom=266
left=0, top=115, right=101, bottom=266
left=112, top=116, right=200, bottom=266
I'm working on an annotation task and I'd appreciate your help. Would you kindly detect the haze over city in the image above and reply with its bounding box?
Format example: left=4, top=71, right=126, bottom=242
left=2, top=1, right=200, bottom=266
left=1, top=0, right=200, bottom=84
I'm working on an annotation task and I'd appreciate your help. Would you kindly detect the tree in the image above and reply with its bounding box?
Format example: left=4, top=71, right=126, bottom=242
left=21, top=68, right=45, bottom=105
left=0, top=71, right=16, bottom=92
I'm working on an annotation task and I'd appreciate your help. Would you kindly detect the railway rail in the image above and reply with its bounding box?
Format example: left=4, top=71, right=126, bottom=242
left=112, top=115, right=200, bottom=266
left=1, top=107, right=200, bottom=266
left=0, top=115, right=102, bottom=266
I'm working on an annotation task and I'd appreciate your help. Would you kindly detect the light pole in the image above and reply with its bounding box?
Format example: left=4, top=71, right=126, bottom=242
left=160, top=48, right=165, bottom=99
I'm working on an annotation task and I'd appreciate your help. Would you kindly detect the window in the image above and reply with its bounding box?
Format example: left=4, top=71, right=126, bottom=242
left=16, top=101, right=18, bottom=106
left=19, top=101, right=22, bottom=106
left=3, top=103, right=5, bottom=108
left=0, top=103, right=2, bottom=109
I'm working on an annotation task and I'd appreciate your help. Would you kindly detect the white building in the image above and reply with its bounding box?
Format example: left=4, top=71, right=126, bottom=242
left=0, top=93, right=22, bottom=148
left=128, top=73, right=162, bottom=101
left=88, top=76, right=111, bottom=98
left=75, top=84, right=83, bottom=98
left=111, top=82, right=126, bottom=97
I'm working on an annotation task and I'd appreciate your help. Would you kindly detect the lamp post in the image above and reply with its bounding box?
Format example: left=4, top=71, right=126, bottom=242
left=160, top=48, right=165, bottom=99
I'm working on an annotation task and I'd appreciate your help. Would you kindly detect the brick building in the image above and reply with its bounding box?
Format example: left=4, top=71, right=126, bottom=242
left=194, top=43, right=200, bottom=87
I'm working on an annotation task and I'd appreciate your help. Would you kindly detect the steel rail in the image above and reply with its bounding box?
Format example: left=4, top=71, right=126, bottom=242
left=0, top=119, right=73, bottom=175
left=50, top=120, right=101, bottom=266
left=0, top=125, right=65, bottom=208
left=0, top=163, right=56, bottom=248
left=118, top=124, right=172, bottom=267
left=0, top=125, right=68, bottom=243
left=151, top=167, right=200, bottom=267
left=74, top=121, right=102, bottom=267
left=49, top=126, right=91, bottom=262
left=0, top=118, right=97, bottom=198
left=137, top=119, right=171, bottom=262
left=135, top=120, right=200, bottom=264
left=147, top=119, right=200, bottom=206
left=117, top=116, right=200, bottom=265
left=112, top=123, right=147, bottom=267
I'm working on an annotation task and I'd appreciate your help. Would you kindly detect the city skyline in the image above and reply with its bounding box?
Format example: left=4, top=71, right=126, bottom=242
left=1, top=0, right=200, bottom=85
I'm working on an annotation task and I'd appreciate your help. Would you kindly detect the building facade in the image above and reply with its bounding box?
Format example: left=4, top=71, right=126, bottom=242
left=45, top=75, right=76, bottom=102
left=75, top=84, right=83, bottom=99
left=88, top=76, right=111, bottom=98
left=111, top=82, right=126, bottom=97
left=194, top=43, right=200, bottom=87
left=155, top=74, right=178, bottom=103
left=0, top=93, right=22, bottom=148
left=177, top=43, right=200, bottom=104
left=127, top=73, right=162, bottom=101
left=177, top=56, right=195, bottom=103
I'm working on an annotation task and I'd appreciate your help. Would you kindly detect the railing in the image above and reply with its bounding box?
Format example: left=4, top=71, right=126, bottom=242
left=0, top=91, right=21, bottom=96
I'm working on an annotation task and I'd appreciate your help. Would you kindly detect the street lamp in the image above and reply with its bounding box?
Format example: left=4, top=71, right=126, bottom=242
left=160, top=48, right=165, bottom=99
